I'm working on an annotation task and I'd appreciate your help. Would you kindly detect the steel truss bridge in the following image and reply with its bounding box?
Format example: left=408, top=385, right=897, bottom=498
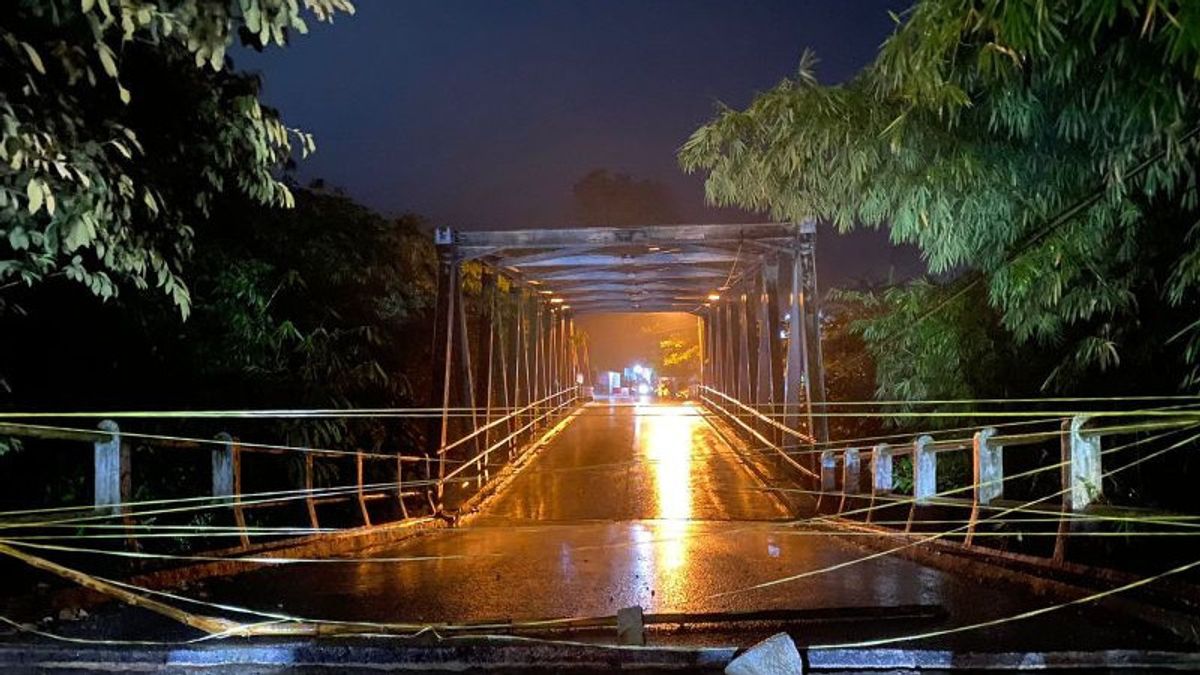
left=0, top=223, right=1198, bottom=672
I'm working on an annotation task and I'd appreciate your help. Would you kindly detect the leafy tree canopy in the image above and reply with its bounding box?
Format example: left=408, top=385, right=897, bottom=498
left=1, top=0, right=353, bottom=317
left=681, top=1, right=1200, bottom=388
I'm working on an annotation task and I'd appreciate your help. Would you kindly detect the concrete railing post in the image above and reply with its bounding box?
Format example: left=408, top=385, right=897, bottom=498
left=842, top=448, right=861, bottom=494
left=1054, top=416, right=1102, bottom=562
left=966, top=427, right=1003, bottom=546
left=212, top=432, right=235, bottom=500
left=868, top=443, right=891, bottom=524
left=912, top=435, right=936, bottom=505
left=817, top=449, right=836, bottom=511
left=820, top=450, right=837, bottom=493
left=973, top=427, right=1004, bottom=505
left=905, top=435, right=936, bottom=533
left=871, top=443, right=892, bottom=494
left=1064, top=416, right=1102, bottom=510
left=838, top=448, right=861, bottom=514
left=94, top=420, right=128, bottom=513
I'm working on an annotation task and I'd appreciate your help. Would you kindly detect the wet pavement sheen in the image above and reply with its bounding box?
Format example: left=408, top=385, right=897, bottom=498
left=209, top=402, right=1180, bottom=650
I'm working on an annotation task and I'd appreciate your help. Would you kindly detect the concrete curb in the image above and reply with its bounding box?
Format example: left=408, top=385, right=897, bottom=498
left=0, top=642, right=1197, bottom=672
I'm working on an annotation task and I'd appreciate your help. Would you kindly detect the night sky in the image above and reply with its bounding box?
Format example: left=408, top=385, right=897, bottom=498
left=238, top=0, right=921, bottom=294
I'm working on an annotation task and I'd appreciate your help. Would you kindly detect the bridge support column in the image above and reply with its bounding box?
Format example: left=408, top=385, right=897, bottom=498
left=794, top=220, right=829, bottom=446
left=754, top=265, right=781, bottom=445
left=428, top=227, right=459, bottom=510
left=966, top=427, right=1002, bottom=546
left=1055, top=416, right=1102, bottom=562
left=480, top=271, right=498, bottom=487
left=721, top=298, right=736, bottom=397
left=737, top=290, right=753, bottom=403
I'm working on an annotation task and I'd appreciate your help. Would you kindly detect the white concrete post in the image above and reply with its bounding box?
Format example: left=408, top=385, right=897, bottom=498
left=820, top=450, right=837, bottom=493
left=973, top=427, right=1004, bottom=505
left=842, top=448, right=861, bottom=494
left=871, top=443, right=892, bottom=494
left=913, top=435, right=936, bottom=504
left=94, top=420, right=127, bottom=513
left=212, top=432, right=235, bottom=500
left=1065, top=415, right=1102, bottom=510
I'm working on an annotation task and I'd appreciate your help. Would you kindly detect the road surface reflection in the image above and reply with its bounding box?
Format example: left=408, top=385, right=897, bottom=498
left=635, top=402, right=700, bottom=573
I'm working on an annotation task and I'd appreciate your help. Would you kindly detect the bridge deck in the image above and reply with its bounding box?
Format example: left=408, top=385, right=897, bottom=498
left=204, top=402, right=1175, bottom=649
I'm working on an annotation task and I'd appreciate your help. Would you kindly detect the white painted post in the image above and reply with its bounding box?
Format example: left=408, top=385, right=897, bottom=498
left=94, top=420, right=127, bottom=513
left=1065, top=415, right=1102, bottom=511
left=212, top=432, right=235, bottom=499
left=838, top=448, right=861, bottom=514
left=820, top=450, right=837, bottom=493
left=842, top=448, right=861, bottom=494
left=871, top=443, right=892, bottom=494
left=913, top=435, right=936, bottom=504
left=973, top=427, right=1004, bottom=505
left=967, top=427, right=1003, bottom=546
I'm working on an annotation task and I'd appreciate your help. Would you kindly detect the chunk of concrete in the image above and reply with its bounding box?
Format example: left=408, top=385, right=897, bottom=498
left=725, top=632, right=803, bottom=675
left=616, top=605, right=645, bottom=646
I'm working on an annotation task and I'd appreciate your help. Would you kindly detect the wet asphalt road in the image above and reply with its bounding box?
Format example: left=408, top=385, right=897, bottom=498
left=206, top=401, right=1182, bottom=650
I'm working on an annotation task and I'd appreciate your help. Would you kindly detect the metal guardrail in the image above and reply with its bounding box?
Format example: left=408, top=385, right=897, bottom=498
left=699, top=387, right=818, bottom=480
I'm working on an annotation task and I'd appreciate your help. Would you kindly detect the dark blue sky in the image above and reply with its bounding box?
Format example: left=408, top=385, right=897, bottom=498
left=238, top=0, right=920, bottom=285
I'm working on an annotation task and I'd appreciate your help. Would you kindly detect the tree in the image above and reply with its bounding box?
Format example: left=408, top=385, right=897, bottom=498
left=657, top=336, right=699, bottom=379
left=0, top=182, right=436, bottom=451
left=1, top=0, right=353, bottom=317
left=572, top=169, right=680, bottom=226
left=680, top=1, right=1200, bottom=389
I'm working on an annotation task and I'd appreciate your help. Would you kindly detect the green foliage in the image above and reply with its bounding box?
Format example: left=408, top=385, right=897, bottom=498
left=1, top=0, right=353, bottom=317
left=181, top=184, right=437, bottom=448
left=833, top=280, right=1004, bottom=425
left=657, top=336, right=699, bottom=377
left=680, top=1, right=1200, bottom=387
left=821, top=294, right=881, bottom=440
left=0, top=183, right=436, bottom=458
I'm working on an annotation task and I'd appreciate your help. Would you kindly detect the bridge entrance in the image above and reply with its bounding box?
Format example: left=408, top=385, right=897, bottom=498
left=199, top=401, right=1167, bottom=653
left=1, top=225, right=1197, bottom=670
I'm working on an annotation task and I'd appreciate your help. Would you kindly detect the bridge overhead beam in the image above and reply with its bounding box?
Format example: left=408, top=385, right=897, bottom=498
left=507, top=251, right=741, bottom=268
left=530, top=266, right=731, bottom=282
left=454, top=222, right=797, bottom=256
left=569, top=304, right=700, bottom=315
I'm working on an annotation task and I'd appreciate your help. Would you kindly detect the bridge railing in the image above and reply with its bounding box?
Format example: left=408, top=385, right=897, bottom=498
left=697, top=385, right=817, bottom=481
left=0, top=386, right=583, bottom=559
left=695, top=387, right=1200, bottom=569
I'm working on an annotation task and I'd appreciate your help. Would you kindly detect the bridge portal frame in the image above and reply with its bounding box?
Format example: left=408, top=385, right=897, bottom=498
left=436, top=221, right=830, bottom=460
left=427, top=227, right=587, bottom=511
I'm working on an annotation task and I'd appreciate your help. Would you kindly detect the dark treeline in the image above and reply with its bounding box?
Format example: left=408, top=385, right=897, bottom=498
left=0, top=184, right=438, bottom=513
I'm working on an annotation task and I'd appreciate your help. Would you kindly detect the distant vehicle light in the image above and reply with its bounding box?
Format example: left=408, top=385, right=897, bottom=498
left=637, top=383, right=650, bottom=395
